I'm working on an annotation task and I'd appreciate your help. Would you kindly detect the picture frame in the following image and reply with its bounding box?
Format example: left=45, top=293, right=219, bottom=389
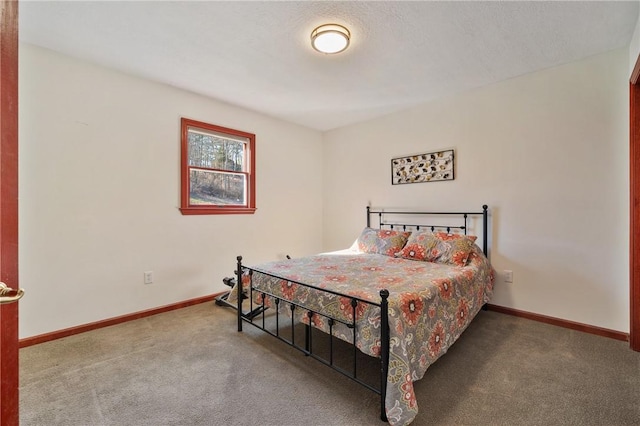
left=391, top=149, right=454, bottom=185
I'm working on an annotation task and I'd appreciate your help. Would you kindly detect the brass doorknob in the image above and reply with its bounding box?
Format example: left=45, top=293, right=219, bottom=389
left=0, top=282, right=24, bottom=304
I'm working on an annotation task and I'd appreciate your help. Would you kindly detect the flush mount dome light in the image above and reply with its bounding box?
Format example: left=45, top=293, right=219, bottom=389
left=311, top=24, right=350, bottom=54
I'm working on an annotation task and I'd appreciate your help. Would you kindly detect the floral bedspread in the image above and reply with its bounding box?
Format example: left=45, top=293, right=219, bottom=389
left=236, top=245, right=494, bottom=426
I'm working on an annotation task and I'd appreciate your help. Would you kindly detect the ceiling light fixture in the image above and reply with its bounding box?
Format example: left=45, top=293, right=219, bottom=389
left=311, top=24, right=350, bottom=54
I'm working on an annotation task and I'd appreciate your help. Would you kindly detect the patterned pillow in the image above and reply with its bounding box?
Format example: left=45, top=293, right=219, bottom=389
left=433, top=232, right=477, bottom=267
left=396, top=230, right=440, bottom=261
left=357, top=227, right=411, bottom=256
left=434, top=232, right=477, bottom=243
left=398, top=231, right=477, bottom=266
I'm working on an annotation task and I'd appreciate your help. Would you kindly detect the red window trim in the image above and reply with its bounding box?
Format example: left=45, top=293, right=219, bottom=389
left=180, top=118, right=256, bottom=215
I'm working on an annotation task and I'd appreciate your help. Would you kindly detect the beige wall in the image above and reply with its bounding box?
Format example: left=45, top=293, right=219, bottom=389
left=18, top=44, right=324, bottom=338
left=630, top=8, right=640, bottom=75
left=19, top=43, right=632, bottom=338
left=323, top=48, right=630, bottom=333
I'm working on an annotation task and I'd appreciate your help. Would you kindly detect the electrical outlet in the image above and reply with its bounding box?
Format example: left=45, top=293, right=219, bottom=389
left=144, top=271, right=153, bottom=284
left=504, top=270, right=513, bottom=283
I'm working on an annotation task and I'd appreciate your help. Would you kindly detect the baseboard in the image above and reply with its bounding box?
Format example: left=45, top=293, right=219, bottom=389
left=19, top=293, right=224, bottom=348
left=486, top=304, right=629, bottom=342
left=20, top=297, right=628, bottom=348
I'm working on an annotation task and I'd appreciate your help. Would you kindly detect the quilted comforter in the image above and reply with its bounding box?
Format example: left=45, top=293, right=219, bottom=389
left=237, top=245, right=494, bottom=426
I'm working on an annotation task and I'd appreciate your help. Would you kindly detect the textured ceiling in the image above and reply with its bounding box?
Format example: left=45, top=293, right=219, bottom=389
left=19, top=1, right=640, bottom=131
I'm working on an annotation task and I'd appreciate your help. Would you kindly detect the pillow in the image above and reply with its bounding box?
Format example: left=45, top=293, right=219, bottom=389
left=398, top=231, right=477, bottom=267
left=434, top=232, right=477, bottom=243
left=433, top=232, right=477, bottom=266
left=396, top=230, right=440, bottom=262
left=357, top=227, right=411, bottom=256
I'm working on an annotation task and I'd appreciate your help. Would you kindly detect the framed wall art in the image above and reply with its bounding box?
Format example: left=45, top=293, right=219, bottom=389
left=391, top=149, right=454, bottom=185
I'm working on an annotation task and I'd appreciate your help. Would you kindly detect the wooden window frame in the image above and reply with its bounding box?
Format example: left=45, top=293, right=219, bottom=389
left=180, top=118, right=256, bottom=215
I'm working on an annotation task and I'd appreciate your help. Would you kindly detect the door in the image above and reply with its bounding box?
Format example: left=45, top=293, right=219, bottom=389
left=0, top=0, right=20, bottom=423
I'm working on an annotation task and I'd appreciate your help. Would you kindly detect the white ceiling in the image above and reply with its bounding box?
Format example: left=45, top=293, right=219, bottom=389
left=19, top=1, right=640, bottom=131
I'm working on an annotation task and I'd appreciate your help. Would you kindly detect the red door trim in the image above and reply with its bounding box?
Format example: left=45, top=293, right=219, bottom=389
left=630, top=55, right=640, bottom=352
left=0, top=0, right=21, bottom=422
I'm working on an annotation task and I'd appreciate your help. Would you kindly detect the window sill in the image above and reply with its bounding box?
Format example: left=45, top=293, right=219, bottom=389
left=180, top=206, right=257, bottom=215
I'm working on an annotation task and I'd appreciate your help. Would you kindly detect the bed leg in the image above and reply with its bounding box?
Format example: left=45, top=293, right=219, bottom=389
left=304, top=311, right=314, bottom=355
left=379, top=289, right=389, bottom=422
left=482, top=204, right=488, bottom=256
left=236, top=256, right=243, bottom=332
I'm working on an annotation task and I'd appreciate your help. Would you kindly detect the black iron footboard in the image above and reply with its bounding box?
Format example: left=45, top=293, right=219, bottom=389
left=236, top=256, right=390, bottom=422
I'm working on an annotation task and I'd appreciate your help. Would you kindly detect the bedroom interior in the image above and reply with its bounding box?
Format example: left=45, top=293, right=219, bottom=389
left=1, top=0, right=640, bottom=424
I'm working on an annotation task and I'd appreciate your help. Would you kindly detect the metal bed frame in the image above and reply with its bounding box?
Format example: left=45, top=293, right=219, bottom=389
left=235, top=205, right=489, bottom=422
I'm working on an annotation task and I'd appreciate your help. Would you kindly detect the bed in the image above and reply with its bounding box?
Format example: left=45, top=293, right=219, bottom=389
left=229, top=206, right=494, bottom=426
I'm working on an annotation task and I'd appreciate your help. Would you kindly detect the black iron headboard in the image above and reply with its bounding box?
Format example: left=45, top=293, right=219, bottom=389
left=366, top=205, right=489, bottom=255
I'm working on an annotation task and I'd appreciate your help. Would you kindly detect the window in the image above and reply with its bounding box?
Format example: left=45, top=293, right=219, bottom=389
left=180, top=118, right=256, bottom=215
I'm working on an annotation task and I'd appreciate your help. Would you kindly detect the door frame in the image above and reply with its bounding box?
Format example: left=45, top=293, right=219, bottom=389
left=630, top=55, right=640, bottom=352
left=0, top=0, right=21, bottom=423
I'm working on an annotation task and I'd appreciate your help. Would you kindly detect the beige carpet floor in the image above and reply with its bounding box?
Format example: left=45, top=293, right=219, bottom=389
left=20, top=302, right=640, bottom=425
